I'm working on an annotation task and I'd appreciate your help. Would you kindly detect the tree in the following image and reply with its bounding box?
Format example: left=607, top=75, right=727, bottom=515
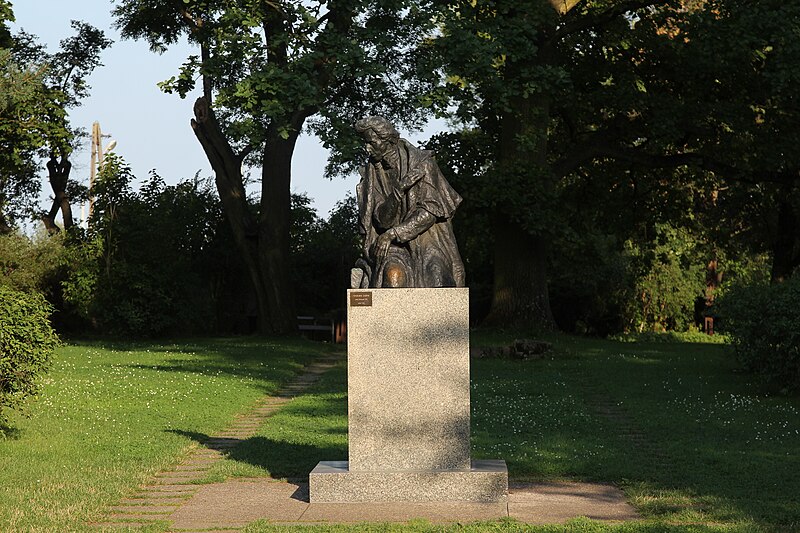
left=421, top=0, right=689, bottom=329
left=114, top=0, right=434, bottom=334
left=421, top=0, right=800, bottom=330
left=679, top=0, right=800, bottom=283
left=290, top=193, right=359, bottom=316
left=0, top=38, right=48, bottom=232
left=561, top=0, right=800, bottom=286
left=17, top=22, right=112, bottom=233
left=0, top=12, right=111, bottom=234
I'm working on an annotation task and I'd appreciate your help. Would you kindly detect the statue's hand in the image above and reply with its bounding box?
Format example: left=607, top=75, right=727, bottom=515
left=375, top=229, right=397, bottom=264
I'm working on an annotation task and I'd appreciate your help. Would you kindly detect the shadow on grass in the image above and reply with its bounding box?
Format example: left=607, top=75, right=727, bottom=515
left=166, top=363, right=349, bottom=479
left=0, top=424, right=22, bottom=440
left=124, top=360, right=298, bottom=394
left=169, top=429, right=347, bottom=480
left=72, top=336, right=342, bottom=364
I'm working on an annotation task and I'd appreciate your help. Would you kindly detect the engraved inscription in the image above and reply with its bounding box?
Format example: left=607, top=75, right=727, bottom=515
left=350, top=292, right=373, bottom=307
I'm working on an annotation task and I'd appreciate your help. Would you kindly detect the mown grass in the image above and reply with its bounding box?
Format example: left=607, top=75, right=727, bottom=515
left=469, top=334, right=800, bottom=531
left=3, top=333, right=798, bottom=532
left=206, top=332, right=799, bottom=533
left=0, top=337, right=338, bottom=532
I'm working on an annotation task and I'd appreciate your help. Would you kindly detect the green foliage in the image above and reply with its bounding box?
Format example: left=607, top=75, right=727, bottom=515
left=0, top=230, right=91, bottom=332
left=47, top=21, right=113, bottom=109
left=58, top=236, right=101, bottom=324
left=424, top=130, right=495, bottom=320
left=673, top=1, right=800, bottom=283
left=290, top=193, right=360, bottom=316
left=417, top=0, right=800, bottom=331
left=550, top=234, right=634, bottom=336
left=0, top=286, right=59, bottom=430
left=625, top=224, right=706, bottom=333
left=0, top=231, right=66, bottom=296
left=87, top=154, right=243, bottom=336
left=0, top=1, right=13, bottom=49
left=715, top=251, right=771, bottom=297
left=719, top=277, right=800, bottom=393
left=0, top=48, right=48, bottom=228
left=0, top=230, right=105, bottom=332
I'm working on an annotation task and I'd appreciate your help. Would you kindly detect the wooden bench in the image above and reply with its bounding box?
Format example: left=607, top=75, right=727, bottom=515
left=297, top=316, right=334, bottom=342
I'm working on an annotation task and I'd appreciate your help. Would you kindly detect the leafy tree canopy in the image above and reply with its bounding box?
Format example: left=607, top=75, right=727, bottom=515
left=114, top=0, right=433, bottom=173
left=0, top=11, right=111, bottom=232
left=114, top=0, right=439, bottom=333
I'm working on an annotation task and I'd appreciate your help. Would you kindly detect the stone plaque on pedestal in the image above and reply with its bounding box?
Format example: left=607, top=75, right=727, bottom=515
left=309, top=288, right=508, bottom=503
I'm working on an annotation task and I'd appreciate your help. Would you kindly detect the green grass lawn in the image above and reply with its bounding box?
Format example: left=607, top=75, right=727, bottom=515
left=2, top=333, right=798, bottom=532
left=207, top=333, right=799, bottom=533
left=0, top=337, right=338, bottom=531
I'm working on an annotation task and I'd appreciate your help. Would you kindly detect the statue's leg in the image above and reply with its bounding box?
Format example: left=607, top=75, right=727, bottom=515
left=381, top=259, right=411, bottom=287
left=379, top=246, right=413, bottom=288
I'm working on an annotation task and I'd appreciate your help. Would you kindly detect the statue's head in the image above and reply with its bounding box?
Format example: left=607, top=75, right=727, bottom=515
left=355, top=116, right=399, bottom=162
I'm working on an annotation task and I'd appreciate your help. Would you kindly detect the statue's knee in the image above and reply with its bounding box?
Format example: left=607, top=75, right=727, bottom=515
left=382, top=263, right=408, bottom=288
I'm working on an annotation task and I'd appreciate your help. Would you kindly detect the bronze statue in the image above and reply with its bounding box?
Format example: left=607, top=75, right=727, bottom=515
left=351, top=116, right=465, bottom=288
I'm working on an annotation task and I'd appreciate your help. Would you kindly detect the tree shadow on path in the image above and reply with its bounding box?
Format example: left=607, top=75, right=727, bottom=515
left=168, top=429, right=346, bottom=481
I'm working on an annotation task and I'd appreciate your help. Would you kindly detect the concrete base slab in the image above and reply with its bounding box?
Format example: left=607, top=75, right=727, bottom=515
left=300, top=502, right=507, bottom=523
left=309, top=460, right=508, bottom=503
left=161, top=478, right=638, bottom=529
left=168, top=480, right=308, bottom=529
left=508, top=481, right=640, bottom=524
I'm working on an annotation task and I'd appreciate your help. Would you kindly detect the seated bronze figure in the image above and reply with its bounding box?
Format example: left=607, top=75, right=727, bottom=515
left=351, top=116, right=465, bottom=289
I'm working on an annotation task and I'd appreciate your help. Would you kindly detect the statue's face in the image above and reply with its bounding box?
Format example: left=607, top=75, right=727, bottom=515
left=362, top=129, right=392, bottom=163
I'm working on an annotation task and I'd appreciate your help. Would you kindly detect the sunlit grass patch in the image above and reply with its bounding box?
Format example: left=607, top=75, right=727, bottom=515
left=0, top=337, right=335, bottom=531
left=3, top=332, right=797, bottom=532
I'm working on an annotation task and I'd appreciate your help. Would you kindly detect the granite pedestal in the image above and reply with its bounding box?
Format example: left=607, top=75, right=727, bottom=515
left=309, top=288, right=508, bottom=503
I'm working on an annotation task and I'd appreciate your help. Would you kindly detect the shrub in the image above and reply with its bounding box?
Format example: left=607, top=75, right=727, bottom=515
left=88, top=158, right=238, bottom=336
left=0, top=231, right=66, bottom=296
left=59, top=237, right=102, bottom=325
left=549, top=232, right=634, bottom=335
left=624, top=223, right=706, bottom=333
left=719, top=277, right=800, bottom=393
left=610, top=327, right=728, bottom=344
left=0, top=286, right=60, bottom=430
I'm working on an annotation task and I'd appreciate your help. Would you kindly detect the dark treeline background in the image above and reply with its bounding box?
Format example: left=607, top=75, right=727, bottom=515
left=2, top=0, right=800, bottom=392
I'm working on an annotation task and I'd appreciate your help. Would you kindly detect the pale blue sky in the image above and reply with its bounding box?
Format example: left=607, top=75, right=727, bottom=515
left=10, top=0, right=364, bottom=217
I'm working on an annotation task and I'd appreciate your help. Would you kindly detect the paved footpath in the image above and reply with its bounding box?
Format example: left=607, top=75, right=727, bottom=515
left=91, top=354, right=639, bottom=531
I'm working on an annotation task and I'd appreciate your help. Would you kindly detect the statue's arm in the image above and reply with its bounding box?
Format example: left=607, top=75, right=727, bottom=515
left=392, top=207, right=436, bottom=243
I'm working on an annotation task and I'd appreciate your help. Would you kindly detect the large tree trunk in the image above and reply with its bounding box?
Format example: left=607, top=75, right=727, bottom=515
left=770, top=192, right=799, bottom=283
left=43, top=155, right=74, bottom=233
left=191, top=97, right=297, bottom=335
left=484, top=214, right=555, bottom=328
left=484, top=91, right=557, bottom=330
left=257, top=122, right=300, bottom=334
